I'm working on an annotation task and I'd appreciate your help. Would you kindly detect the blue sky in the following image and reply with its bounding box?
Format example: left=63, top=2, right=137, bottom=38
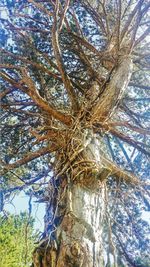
left=5, top=192, right=45, bottom=231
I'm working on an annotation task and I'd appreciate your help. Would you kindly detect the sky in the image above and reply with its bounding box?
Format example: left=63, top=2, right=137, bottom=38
left=5, top=192, right=45, bottom=231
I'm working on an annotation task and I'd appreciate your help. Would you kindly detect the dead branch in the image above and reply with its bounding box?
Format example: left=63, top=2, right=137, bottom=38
left=1, top=144, right=57, bottom=172
left=52, top=0, right=79, bottom=112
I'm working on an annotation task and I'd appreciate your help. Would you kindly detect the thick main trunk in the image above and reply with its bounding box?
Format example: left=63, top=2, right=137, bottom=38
left=33, top=184, right=105, bottom=267
left=56, top=184, right=105, bottom=267
left=32, top=132, right=106, bottom=267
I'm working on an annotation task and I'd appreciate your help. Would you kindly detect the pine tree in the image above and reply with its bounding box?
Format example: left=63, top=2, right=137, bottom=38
left=0, top=1, right=150, bottom=266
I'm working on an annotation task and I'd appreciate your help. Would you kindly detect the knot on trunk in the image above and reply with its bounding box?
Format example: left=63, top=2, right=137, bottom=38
left=32, top=242, right=57, bottom=267
left=55, top=129, right=105, bottom=189
left=56, top=242, right=85, bottom=267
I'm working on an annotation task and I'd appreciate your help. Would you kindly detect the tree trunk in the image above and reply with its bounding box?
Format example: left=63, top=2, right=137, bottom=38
left=32, top=130, right=106, bottom=267
left=32, top=56, right=133, bottom=267
left=33, top=185, right=106, bottom=267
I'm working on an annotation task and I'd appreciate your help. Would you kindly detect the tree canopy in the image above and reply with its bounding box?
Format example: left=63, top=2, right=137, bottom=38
left=0, top=0, right=150, bottom=266
left=0, top=212, right=37, bottom=267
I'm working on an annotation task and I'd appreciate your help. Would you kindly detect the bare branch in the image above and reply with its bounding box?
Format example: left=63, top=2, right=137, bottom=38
left=27, top=0, right=52, bottom=16
left=101, top=155, right=140, bottom=185
left=129, top=82, right=150, bottom=90
left=0, top=51, right=61, bottom=81
left=0, top=88, right=14, bottom=100
left=108, top=121, right=150, bottom=135
left=1, top=145, right=57, bottom=172
left=59, top=0, right=70, bottom=32
left=1, top=69, right=72, bottom=125
left=120, top=0, right=144, bottom=42
left=109, top=128, right=150, bottom=157
left=134, top=26, right=150, bottom=47
left=52, top=0, right=79, bottom=112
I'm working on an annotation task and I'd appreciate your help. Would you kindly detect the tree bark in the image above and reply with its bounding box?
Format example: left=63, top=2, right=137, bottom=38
left=56, top=184, right=105, bottom=267
left=32, top=184, right=106, bottom=267
left=32, top=131, right=106, bottom=267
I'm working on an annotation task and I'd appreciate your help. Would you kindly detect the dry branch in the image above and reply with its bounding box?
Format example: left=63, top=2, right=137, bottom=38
left=0, top=69, right=72, bottom=125
left=52, top=0, right=79, bottom=112
left=1, top=145, right=57, bottom=172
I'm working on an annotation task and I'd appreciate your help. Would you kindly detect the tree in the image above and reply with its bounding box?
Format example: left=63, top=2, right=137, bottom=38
left=0, top=0, right=150, bottom=266
left=0, top=212, right=37, bottom=267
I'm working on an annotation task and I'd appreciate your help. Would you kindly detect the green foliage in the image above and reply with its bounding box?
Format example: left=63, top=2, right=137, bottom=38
left=0, top=212, right=37, bottom=267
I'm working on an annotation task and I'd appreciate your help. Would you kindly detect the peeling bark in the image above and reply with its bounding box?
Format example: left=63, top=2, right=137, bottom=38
left=33, top=185, right=106, bottom=267
left=56, top=185, right=105, bottom=267
left=32, top=132, right=106, bottom=267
